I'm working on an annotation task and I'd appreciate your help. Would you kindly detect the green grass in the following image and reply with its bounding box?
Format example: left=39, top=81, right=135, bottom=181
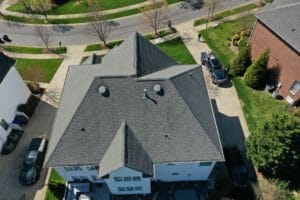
left=84, top=44, right=103, bottom=52
left=200, top=15, right=256, bottom=67
left=8, top=0, right=180, bottom=15
left=157, top=37, right=196, bottom=64
left=233, top=77, right=289, bottom=133
left=15, top=58, right=63, bottom=83
left=3, top=6, right=141, bottom=24
left=45, top=169, right=65, bottom=200
left=194, top=3, right=257, bottom=26
left=3, top=46, right=67, bottom=54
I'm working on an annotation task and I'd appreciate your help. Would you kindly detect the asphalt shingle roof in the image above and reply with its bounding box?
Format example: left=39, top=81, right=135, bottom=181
left=255, top=0, right=300, bottom=53
left=0, top=53, right=15, bottom=84
left=45, top=32, right=223, bottom=172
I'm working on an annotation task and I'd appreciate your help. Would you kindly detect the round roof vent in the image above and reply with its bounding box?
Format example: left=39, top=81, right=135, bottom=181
left=153, top=84, right=164, bottom=96
left=99, top=86, right=109, bottom=97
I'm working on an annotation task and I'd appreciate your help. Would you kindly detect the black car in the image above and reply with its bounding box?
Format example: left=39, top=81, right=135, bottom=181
left=1, top=129, right=23, bottom=155
left=205, top=52, right=227, bottom=85
left=223, top=146, right=249, bottom=187
left=19, top=138, right=47, bottom=185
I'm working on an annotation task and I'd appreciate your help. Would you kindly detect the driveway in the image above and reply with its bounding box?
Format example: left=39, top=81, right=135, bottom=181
left=0, top=99, right=56, bottom=200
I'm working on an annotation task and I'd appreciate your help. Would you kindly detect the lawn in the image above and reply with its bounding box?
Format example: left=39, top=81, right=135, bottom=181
left=45, top=169, right=65, bottom=200
left=157, top=37, right=196, bottom=64
left=200, top=15, right=256, bottom=67
left=3, top=46, right=67, bottom=54
left=15, top=58, right=63, bottom=83
left=194, top=3, right=257, bottom=26
left=8, top=0, right=180, bottom=15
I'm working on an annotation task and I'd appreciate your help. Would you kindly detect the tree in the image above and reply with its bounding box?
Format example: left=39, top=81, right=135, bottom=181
left=230, top=45, right=252, bottom=76
left=246, top=114, right=300, bottom=177
left=141, top=0, right=169, bottom=36
left=86, top=0, right=113, bottom=47
left=204, top=0, right=220, bottom=29
left=244, top=50, right=269, bottom=89
left=19, top=0, right=32, bottom=13
left=31, top=0, right=52, bottom=21
left=35, top=26, right=52, bottom=50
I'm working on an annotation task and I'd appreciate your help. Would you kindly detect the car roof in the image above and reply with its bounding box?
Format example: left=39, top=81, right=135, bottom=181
left=28, top=138, right=45, bottom=151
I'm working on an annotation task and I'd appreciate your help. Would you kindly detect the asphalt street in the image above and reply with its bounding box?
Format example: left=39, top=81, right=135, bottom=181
left=0, top=0, right=250, bottom=46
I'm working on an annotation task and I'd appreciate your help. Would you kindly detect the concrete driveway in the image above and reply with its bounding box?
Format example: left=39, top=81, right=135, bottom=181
left=0, top=100, right=56, bottom=200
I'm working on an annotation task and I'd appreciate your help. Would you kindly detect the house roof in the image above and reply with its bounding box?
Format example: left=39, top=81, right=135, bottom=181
left=99, top=122, right=153, bottom=177
left=45, top=32, right=223, bottom=171
left=255, top=0, right=300, bottom=53
left=0, top=53, right=15, bottom=84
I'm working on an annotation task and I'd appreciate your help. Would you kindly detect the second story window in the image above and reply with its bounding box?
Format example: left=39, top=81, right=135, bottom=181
left=123, top=176, right=132, bottom=181
left=64, top=167, right=74, bottom=171
left=290, top=81, right=300, bottom=95
left=73, top=166, right=82, bottom=171
left=114, top=177, right=122, bottom=182
left=133, top=176, right=141, bottom=181
left=87, top=166, right=99, bottom=171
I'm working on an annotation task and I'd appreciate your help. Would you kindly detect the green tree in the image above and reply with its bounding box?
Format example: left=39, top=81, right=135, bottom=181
left=230, top=44, right=252, bottom=76
left=244, top=50, right=269, bottom=89
left=246, top=114, right=300, bottom=177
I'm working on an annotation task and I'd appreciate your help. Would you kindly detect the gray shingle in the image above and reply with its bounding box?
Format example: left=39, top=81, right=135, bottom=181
left=256, top=0, right=300, bottom=53
left=0, top=53, right=15, bottom=84
left=45, top=32, right=223, bottom=170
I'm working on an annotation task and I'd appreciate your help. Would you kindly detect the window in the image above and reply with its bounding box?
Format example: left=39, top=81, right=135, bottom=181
left=126, top=187, right=134, bottom=191
left=73, top=166, right=82, bottom=171
left=290, top=81, right=300, bottom=95
left=199, top=162, right=212, bottom=166
left=64, top=167, right=74, bottom=171
left=167, top=163, right=175, bottom=166
left=123, top=176, right=132, bottom=181
left=114, top=177, right=122, bottom=182
left=135, top=186, right=142, bottom=191
left=133, top=176, right=141, bottom=181
left=87, top=166, right=99, bottom=171
left=172, top=172, right=179, bottom=175
left=118, top=187, right=125, bottom=192
left=0, top=119, right=9, bottom=131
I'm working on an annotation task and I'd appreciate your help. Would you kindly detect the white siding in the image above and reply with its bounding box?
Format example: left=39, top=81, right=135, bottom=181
left=0, top=67, right=30, bottom=149
left=54, top=166, right=104, bottom=183
left=105, top=167, right=151, bottom=195
left=154, top=161, right=215, bottom=182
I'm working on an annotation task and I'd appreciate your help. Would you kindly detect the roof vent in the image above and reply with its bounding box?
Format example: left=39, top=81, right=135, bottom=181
left=153, top=84, right=164, bottom=96
left=143, top=89, right=148, bottom=99
left=99, top=86, right=109, bottom=97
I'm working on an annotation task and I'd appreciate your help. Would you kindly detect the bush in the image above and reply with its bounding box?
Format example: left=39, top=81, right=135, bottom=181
left=230, top=45, right=251, bottom=76
left=244, top=50, right=269, bottom=89
left=246, top=114, right=300, bottom=177
left=273, top=180, right=294, bottom=200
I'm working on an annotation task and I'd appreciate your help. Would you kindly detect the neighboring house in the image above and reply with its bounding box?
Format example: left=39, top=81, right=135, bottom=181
left=250, top=0, right=300, bottom=105
left=0, top=53, right=31, bottom=150
left=45, top=33, right=224, bottom=196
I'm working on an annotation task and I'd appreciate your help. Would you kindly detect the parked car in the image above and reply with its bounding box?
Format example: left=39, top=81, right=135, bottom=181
left=19, top=138, right=48, bottom=185
left=3, top=34, right=11, bottom=42
left=203, top=52, right=227, bottom=85
left=223, top=146, right=249, bottom=187
left=1, top=129, right=23, bottom=155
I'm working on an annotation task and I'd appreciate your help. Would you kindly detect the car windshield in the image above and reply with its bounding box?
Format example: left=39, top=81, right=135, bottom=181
left=24, top=151, right=38, bottom=166
left=26, top=167, right=37, bottom=182
left=213, top=70, right=226, bottom=79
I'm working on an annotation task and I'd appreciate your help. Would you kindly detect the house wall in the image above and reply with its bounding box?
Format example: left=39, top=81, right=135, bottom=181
left=250, top=20, right=300, bottom=104
left=153, top=161, right=216, bottom=182
left=54, top=166, right=104, bottom=183
left=0, top=67, right=30, bottom=149
left=104, top=167, right=151, bottom=195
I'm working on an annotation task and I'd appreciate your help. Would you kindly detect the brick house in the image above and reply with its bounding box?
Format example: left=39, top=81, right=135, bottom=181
left=249, top=0, right=300, bottom=105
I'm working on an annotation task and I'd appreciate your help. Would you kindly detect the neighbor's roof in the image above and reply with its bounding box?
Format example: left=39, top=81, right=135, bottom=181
left=45, top=32, right=223, bottom=171
left=255, top=0, right=300, bottom=53
left=0, top=53, right=15, bottom=84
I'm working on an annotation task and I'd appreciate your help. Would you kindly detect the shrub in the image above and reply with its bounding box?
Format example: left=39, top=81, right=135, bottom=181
left=244, top=50, right=269, bottom=89
left=229, top=45, right=251, bottom=76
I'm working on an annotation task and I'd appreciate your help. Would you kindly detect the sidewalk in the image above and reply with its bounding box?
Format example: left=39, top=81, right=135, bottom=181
left=0, top=0, right=165, bottom=20
left=3, top=51, right=63, bottom=59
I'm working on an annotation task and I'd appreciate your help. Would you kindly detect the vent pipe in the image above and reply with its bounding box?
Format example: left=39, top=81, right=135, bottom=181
left=143, top=89, right=148, bottom=99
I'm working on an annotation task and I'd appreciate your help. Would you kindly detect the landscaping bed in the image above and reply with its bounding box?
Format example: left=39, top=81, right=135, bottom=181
left=15, top=58, right=63, bottom=83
